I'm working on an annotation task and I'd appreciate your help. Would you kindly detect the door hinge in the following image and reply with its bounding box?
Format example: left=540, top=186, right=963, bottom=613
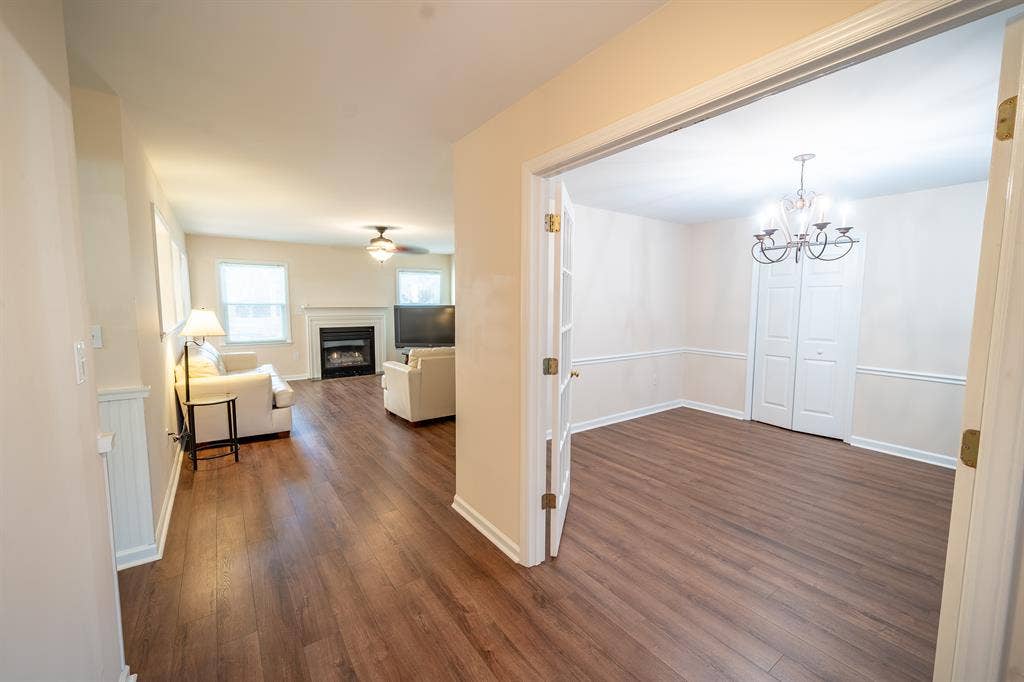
left=542, top=357, right=558, bottom=375
left=960, top=428, right=980, bottom=468
left=541, top=493, right=557, bottom=510
left=545, top=213, right=561, bottom=233
left=997, top=96, right=1017, bottom=141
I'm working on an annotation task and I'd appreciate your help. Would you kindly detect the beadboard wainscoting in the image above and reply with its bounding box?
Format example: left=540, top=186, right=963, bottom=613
left=98, top=386, right=159, bottom=569
left=303, top=306, right=388, bottom=380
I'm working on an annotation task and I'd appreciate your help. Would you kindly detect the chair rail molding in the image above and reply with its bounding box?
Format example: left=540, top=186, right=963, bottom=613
left=302, top=306, right=388, bottom=379
left=855, top=365, right=967, bottom=385
left=572, top=346, right=746, bottom=366
left=96, top=385, right=159, bottom=569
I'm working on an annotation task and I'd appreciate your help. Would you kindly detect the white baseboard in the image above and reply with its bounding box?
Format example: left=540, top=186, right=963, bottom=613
left=116, top=443, right=184, bottom=571
left=119, top=665, right=137, bottom=682
left=679, top=399, right=746, bottom=420
left=847, top=436, right=956, bottom=469
left=451, top=494, right=521, bottom=563
left=571, top=399, right=685, bottom=434
left=282, top=373, right=309, bottom=381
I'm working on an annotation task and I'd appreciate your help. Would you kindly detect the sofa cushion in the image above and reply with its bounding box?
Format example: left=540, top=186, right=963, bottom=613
left=175, top=342, right=226, bottom=381
left=254, top=364, right=295, bottom=408
left=407, top=346, right=455, bottom=369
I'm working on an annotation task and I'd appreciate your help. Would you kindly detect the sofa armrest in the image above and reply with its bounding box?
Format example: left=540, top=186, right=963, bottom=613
left=176, top=372, right=275, bottom=440
left=382, top=361, right=420, bottom=419
left=222, top=351, right=259, bottom=373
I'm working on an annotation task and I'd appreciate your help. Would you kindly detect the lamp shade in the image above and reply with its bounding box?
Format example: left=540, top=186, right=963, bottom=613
left=180, top=308, right=225, bottom=338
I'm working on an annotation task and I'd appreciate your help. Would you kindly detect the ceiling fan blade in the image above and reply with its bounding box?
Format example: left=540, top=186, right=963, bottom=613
left=394, top=245, right=429, bottom=255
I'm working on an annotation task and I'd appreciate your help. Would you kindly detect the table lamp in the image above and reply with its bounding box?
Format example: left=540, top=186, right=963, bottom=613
left=179, top=307, right=226, bottom=402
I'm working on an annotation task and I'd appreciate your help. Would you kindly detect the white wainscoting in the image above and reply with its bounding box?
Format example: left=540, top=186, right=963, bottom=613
left=98, top=386, right=159, bottom=569
left=572, top=346, right=746, bottom=366
left=302, top=306, right=388, bottom=380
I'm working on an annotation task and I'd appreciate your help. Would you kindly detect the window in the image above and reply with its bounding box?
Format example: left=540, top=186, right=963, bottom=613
left=154, top=206, right=190, bottom=335
left=397, top=269, right=442, bottom=305
left=218, top=261, right=290, bottom=343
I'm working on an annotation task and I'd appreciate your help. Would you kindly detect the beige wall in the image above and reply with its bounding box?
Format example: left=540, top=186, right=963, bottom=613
left=674, top=182, right=986, bottom=457
left=453, top=0, right=877, bottom=549
left=187, top=235, right=453, bottom=377
left=73, top=86, right=188, bottom=526
left=571, top=205, right=686, bottom=425
left=1, top=1, right=123, bottom=679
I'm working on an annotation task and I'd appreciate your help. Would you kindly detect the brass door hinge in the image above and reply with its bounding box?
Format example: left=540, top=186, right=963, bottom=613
left=541, top=493, right=557, bottom=510
left=997, top=96, right=1017, bottom=141
left=960, top=428, right=980, bottom=468
left=542, top=357, right=558, bottom=375
left=545, top=213, right=561, bottom=233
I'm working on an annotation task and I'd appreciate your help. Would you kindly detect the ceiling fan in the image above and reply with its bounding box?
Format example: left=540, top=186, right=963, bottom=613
left=365, top=226, right=428, bottom=263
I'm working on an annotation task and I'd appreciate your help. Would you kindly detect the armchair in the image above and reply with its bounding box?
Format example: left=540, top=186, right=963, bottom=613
left=381, top=347, right=455, bottom=422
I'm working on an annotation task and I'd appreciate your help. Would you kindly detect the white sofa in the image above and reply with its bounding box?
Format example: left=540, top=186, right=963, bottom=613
left=175, top=343, right=293, bottom=443
left=381, top=347, right=455, bottom=423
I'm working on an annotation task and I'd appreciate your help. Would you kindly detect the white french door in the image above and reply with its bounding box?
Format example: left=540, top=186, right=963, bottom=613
left=547, top=181, right=575, bottom=558
left=752, top=241, right=864, bottom=439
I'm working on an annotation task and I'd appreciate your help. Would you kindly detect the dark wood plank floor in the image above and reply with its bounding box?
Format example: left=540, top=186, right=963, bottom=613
left=118, top=375, right=954, bottom=681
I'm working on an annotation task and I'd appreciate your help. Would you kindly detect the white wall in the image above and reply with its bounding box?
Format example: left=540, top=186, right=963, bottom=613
left=570, top=181, right=986, bottom=465
left=1, top=2, right=123, bottom=678
left=571, top=206, right=686, bottom=426
left=73, top=86, right=189, bottom=530
left=187, top=234, right=453, bottom=378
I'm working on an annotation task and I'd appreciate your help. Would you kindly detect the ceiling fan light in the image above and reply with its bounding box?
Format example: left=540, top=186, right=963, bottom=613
left=369, top=247, right=394, bottom=263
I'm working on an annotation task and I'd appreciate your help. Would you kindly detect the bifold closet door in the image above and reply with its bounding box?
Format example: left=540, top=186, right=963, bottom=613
left=791, top=242, right=863, bottom=438
left=751, top=256, right=802, bottom=429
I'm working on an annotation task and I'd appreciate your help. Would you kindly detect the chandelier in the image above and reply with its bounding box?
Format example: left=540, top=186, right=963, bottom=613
left=751, top=153, right=857, bottom=264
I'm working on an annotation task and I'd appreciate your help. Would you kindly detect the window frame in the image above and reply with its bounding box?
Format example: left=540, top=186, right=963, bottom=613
left=216, top=258, right=292, bottom=345
left=153, top=204, right=191, bottom=338
left=396, top=268, right=444, bottom=306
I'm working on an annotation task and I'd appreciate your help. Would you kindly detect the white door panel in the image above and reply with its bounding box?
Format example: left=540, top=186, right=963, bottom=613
left=752, top=258, right=802, bottom=428
left=792, top=241, right=864, bottom=438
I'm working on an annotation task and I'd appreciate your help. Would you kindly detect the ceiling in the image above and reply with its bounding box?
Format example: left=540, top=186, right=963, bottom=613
left=63, top=1, right=664, bottom=253
left=563, top=10, right=1015, bottom=226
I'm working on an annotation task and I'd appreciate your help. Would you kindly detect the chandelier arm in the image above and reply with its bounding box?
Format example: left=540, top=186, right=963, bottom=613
left=810, top=234, right=855, bottom=261
left=751, top=239, right=790, bottom=264
left=805, top=233, right=830, bottom=260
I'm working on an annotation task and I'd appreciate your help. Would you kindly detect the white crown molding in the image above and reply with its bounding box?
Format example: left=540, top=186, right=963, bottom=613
left=847, top=435, right=957, bottom=469
left=856, top=365, right=967, bottom=385
left=451, top=495, right=521, bottom=564
left=97, top=385, right=151, bottom=402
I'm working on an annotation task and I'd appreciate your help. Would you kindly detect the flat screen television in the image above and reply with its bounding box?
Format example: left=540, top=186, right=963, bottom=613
left=394, top=305, right=455, bottom=347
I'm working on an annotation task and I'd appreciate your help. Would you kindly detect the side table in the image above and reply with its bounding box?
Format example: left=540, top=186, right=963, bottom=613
left=183, top=393, right=240, bottom=470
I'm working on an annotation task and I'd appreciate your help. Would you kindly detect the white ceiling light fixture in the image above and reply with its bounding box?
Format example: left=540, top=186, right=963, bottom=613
left=365, top=226, right=429, bottom=264
left=752, top=154, right=857, bottom=264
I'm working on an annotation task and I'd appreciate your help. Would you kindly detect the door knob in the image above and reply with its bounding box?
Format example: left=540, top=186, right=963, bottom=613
left=570, top=370, right=580, bottom=378
left=816, top=350, right=823, bottom=355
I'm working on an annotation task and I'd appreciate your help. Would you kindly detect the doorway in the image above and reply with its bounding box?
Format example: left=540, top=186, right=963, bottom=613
left=523, top=3, right=1024, bottom=679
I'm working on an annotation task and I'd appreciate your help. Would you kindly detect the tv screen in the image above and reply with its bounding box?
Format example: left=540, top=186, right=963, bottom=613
left=394, top=305, right=455, bottom=347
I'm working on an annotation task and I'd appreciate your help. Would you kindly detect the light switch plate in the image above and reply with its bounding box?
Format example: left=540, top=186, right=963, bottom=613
left=74, top=340, right=87, bottom=385
left=90, top=325, right=103, bottom=348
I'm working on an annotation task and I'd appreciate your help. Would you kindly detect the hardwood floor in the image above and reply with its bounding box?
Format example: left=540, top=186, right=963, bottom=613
left=118, top=375, right=954, bottom=681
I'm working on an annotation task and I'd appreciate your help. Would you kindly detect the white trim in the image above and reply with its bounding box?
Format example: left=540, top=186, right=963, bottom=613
left=679, top=399, right=746, bottom=421
left=571, top=346, right=746, bottom=366
left=571, top=400, right=685, bottom=433
left=527, top=0, right=1015, bottom=178
left=744, top=260, right=761, bottom=420
left=119, top=665, right=137, bottom=682
left=301, top=306, right=389, bottom=379
left=97, top=385, right=151, bottom=402
left=282, top=373, right=309, bottom=382
left=847, top=436, right=957, bottom=469
left=451, top=494, right=521, bottom=563
left=97, top=432, right=115, bottom=456
left=856, top=365, right=967, bottom=385
left=520, top=0, right=1015, bottom=577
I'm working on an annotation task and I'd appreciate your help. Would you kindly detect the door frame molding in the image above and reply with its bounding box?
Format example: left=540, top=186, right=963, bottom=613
left=521, top=0, right=1015, bottom=565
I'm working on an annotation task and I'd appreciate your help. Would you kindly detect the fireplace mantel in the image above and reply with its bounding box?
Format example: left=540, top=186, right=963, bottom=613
left=302, top=306, right=388, bottom=379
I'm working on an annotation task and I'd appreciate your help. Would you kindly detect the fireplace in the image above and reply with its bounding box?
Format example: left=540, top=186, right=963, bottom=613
left=319, top=326, right=375, bottom=379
